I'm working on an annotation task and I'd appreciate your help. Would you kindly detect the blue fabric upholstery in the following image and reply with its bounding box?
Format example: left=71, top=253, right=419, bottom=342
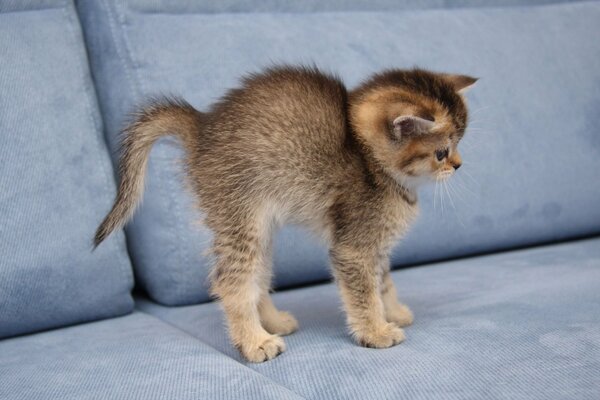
left=123, top=0, right=584, bottom=13
left=0, top=312, right=302, bottom=400
left=2, top=2, right=598, bottom=399
left=138, top=238, right=600, bottom=399
left=0, top=1, right=134, bottom=338
left=0, top=1, right=65, bottom=12
left=77, top=0, right=600, bottom=306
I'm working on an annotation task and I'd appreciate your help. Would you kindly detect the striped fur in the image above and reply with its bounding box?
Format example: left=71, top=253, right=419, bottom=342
left=94, top=65, right=476, bottom=362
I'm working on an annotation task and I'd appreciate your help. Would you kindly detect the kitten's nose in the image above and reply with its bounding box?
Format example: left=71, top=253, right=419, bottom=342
left=453, top=163, right=461, bottom=170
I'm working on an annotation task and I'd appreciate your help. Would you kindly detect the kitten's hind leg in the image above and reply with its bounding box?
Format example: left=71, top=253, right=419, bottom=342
left=256, top=234, right=298, bottom=336
left=210, top=219, right=285, bottom=363
left=381, top=269, right=414, bottom=328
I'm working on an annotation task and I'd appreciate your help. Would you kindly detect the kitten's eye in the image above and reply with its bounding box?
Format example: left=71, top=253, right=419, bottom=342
left=435, top=149, right=449, bottom=161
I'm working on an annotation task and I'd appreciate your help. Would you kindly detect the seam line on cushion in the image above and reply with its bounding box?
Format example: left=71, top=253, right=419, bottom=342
left=135, top=308, right=308, bottom=399
left=389, top=232, right=600, bottom=276
left=133, top=307, right=236, bottom=360
left=63, top=2, right=134, bottom=293
left=98, top=0, right=172, bottom=297
left=113, top=0, right=194, bottom=301
left=0, top=0, right=68, bottom=14
left=101, top=0, right=140, bottom=102
left=125, top=0, right=600, bottom=15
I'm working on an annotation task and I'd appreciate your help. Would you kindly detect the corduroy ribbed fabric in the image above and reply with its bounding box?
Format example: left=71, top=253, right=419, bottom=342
left=0, top=0, right=134, bottom=338
left=138, top=238, right=600, bottom=400
left=77, top=0, right=600, bottom=305
left=0, top=312, right=302, bottom=400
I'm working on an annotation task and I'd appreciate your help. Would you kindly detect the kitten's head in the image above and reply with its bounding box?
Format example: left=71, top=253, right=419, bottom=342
left=349, top=68, right=477, bottom=189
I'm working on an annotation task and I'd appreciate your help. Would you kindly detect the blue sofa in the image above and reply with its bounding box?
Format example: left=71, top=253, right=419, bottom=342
left=1, top=0, right=599, bottom=398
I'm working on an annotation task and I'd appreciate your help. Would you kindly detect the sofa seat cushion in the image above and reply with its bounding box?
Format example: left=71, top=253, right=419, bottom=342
left=0, top=312, right=302, bottom=400
left=138, top=237, right=600, bottom=399
left=77, top=0, right=600, bottom=306
left=0, top=0, right=133, bottom=338
left=124, top=0, right=580, bottom=13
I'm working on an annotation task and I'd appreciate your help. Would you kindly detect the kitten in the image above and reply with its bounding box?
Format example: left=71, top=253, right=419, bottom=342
left=94, top=66, right=476, bottom=362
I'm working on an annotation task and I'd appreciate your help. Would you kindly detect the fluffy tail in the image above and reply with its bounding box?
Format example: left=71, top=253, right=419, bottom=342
left=94, top=97, right=201, bottom=248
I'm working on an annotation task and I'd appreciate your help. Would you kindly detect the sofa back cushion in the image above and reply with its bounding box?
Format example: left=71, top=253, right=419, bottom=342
left=77, top=0, right=600, bottom=306
left=0, top=0, right=134, bottom=338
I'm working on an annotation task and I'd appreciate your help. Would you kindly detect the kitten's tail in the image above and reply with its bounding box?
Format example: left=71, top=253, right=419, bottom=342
left=93, top=97, right=201, bottom=248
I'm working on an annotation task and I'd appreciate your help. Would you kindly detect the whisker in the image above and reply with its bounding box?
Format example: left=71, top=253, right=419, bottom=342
left=469, top=105, right=491, bottom=117
left=465, top=119, right=490, bottom=125
left=466, top=116, right=494, bottom=128
left=465, top=127, right=493, bottom=134
left=434, top=179, right=438, bottom=213
left=440, top=179, right=446, bottom=215
left=458, top=169, right=479, bottom=188
left=466, top=126, right=493, bottom=135
left=453, top=175, right=478, bottom=198
left=445, top=180, right=466, bottom=228
left=444, top=181, right=456, bottom=211
left=454, top=167, right=477, bottom=184
left=448, top=178, right=468, bottom=203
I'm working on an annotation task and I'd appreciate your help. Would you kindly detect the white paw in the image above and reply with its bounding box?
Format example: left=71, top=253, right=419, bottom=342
left=262, top=311, right=299, bottom=336
left=386, top=303, right=414, bottom=327
left=353, top=322, right=406, bottom=348
left=240, top=335, right=286, bottom=363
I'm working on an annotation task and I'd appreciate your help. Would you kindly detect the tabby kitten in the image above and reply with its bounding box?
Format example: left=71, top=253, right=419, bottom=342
left=95, top=66, right=476, bottom=362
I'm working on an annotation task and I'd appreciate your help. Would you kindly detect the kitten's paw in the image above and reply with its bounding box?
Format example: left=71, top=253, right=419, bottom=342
left=386, top=303, right=414, bottom=327
left=262, top=311, right=299, bottom=336
left=354, top=323, right=405, bottom=348
left=241, top=335, right=286, bottom=363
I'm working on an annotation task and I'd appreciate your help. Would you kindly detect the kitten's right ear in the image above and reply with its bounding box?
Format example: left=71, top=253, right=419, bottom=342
left=392, top=115, right=434, bottom=139
left=443, top=74, right=478, bottom=94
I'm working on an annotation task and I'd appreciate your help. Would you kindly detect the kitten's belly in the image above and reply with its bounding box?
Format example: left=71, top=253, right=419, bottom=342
left=288, top=211, right=334, bottom=245
left=268, top=195, right=335, bottom=246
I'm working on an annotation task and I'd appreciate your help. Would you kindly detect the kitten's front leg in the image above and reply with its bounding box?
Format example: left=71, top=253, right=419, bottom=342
left=330, top=246, right=405, bottom=348
left=380, top=266, right=414, bottom=328
left=258, top=294, right=299, bottom=336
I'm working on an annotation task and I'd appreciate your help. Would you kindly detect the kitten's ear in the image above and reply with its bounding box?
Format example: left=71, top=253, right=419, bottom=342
left=443, top=74, right=478, bottom=94
left=392, top=116, right=434, bottom=139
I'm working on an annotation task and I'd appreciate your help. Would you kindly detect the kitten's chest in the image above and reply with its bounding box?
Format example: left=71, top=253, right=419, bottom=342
left=380, top=199, right=419, bottom=244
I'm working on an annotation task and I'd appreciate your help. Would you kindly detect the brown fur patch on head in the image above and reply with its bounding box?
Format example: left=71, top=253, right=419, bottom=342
left=349, top=68, right=474, bottom=186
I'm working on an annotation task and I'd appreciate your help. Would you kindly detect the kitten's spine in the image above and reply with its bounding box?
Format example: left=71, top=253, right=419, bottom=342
left=93, top=97, right=201, bottom=248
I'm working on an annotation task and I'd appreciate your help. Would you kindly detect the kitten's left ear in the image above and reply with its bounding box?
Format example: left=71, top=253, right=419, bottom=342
left=392, top=116, right=434, bottom=139
left=443, top=74, right=478, bottom=94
